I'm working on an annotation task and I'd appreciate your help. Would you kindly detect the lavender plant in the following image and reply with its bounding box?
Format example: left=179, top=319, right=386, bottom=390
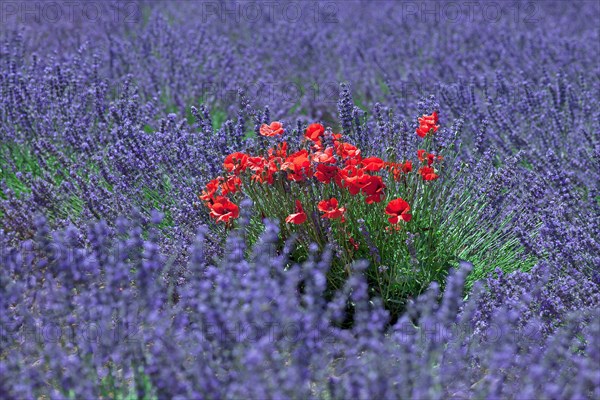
left=0, top=213, right=598, bottom=398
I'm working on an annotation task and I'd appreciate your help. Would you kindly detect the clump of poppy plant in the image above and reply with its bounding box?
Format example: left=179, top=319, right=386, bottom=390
left=199, top=112, right=457, bottom=315
left=200, top=111, right=535, bottom=316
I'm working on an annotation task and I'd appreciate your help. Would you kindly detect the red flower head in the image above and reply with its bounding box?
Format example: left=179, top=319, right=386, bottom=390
left=221, top=175, right=242, bottom=195
left=419, top=166, right=439, bottom=181
left=260, top=121, right=284, bottom=137
left=281, top=149, right=312, bottom=181
left=421, top=110, right=438, bottom=125
left=318, top=198, right=346, bottom=221
left=305, top=123, right=325, bottom=142
left=349, top=237, right=359, bottom=251
left=385, top=198, right=412, bottom=224
left=199, top=177, right=223, bottom=202
left=247, top=156, right=267, bottom=172
left=223, top=152, right=248, bottom=175
left=285, top=200, right=307, bottom=224
left=362, top=157, right=385, bottom=172
left=341, top=166, right=369, bottom=195
left=427, top=153, right=437, bottom=166
left=336, top=142, right=361, bottom=160
left=247, top=156, right=276, bottom=184
left=362, top=175, right=386, bottom=204
left=315, top=163, right=340, bottom=184
left=209, top=196, right=239, bottom=223
left=402, top=160, right=413, bottom=173
left=417, top=150, right=440, bottom=166
left=416, top=111, right=439, bottom=138
left=311, top=147, right=336, bottom=164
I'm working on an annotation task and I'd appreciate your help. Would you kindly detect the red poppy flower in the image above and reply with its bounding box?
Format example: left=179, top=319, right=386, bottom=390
left=285, top=200, right=307, bottom=224
left=362, top=157, right=385, bottom=172
left=349, top=237, right=359, bottom=251
left=251, top=167, right=276, bottom=184
left=315, top=163, right=340, bottom=184
left=199, top=177, right=223, bottom=202
left=419, top=166, right=439, bottom=181
left=250, top=157, right=278, bottom=184
left=362, top=175, right=386, bottom=204
left=311, top=147, right=336, bottom=164
left=223, top=152, right=248, bottom=174
left=336, top=142, right=361, bottom=160
left=281, top=149, right=312, bottom=181
left=417, top=150, right=440, bottom=166
left=221, top=175, right=242, bottom=195
left=344, top=155, right=362, bottom=167
left=209, top=196, right=239, bottom=223
left=416, top=111, right=439, bottom=138
left=385, top=198, right=412, bottom=224
left=341, top=166, right=369, bottom=195
left=305, top=123, right=325, bottom=142
left=281, top=149, right=309, bottom=168
left=423, top=110, right=439, bottom=125
left=247, top=156, right=267, bottom=172
left=428, top=153, right=437, bottom=166
left=260, top=121, right=284, bottom=137
left=318, top=198, right=346, bottom=221
left=402, top=160, right=413, bottom=173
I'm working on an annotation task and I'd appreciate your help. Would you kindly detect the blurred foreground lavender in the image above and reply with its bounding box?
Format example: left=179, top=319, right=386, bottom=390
left=1, top=212, right=598, bottom=398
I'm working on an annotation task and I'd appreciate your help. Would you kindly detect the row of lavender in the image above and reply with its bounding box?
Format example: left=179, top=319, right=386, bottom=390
left=1, top=0, right=599, bottom=397
left=1, top=212, right=598, bottom=398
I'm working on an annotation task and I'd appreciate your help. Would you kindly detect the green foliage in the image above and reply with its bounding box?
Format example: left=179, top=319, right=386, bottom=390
left=0, top=142, right=175, bottom=231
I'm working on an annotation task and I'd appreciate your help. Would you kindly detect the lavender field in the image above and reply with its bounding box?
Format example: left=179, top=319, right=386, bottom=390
left=1, top=1, right=599, bottom=398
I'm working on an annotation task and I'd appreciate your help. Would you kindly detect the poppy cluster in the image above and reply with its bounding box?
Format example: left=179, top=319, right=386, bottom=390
left=200, top=113, right=442, bottom=228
